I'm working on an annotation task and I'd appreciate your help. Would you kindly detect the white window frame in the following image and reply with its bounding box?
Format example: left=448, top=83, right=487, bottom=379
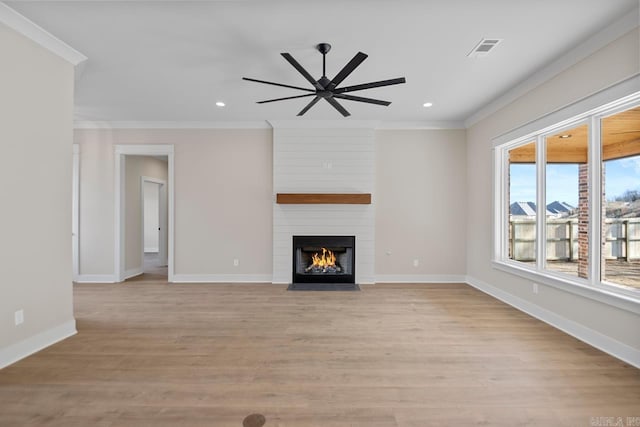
left=492, top=75, right=640, bottom=314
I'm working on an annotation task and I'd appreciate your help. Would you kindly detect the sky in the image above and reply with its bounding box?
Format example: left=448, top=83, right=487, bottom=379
left=510, top=155, right=640, bottom=206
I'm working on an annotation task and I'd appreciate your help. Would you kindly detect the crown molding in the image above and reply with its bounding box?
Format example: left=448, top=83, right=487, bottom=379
left=74, top=119, right=466, bottom=131
left=464, top=5, right=639, bottom=128
left=267, top=119, right=379, bottom=129
left=74, top=120, right=272, bottom=129
left=376, top=120, right=465, bottom=130
left=267, top=120, right=464, bottom=130
left=0, top=2, right=87, bottom=66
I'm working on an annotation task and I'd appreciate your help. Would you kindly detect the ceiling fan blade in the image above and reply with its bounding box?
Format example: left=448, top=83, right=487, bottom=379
left=297, top=96, right=321, bottom=116
left=281, top=53, right=324, bottom=91
left=325, top=97, right=351, bottom=117
left=242, top=77, right=315, bottom=92
left=333, top=93, right=391, bottom=106
left=257, top=93, right=316, bottom=104
left=334, top=77, right=406, bottom=94
left=327, top=52, right=368, bottom=90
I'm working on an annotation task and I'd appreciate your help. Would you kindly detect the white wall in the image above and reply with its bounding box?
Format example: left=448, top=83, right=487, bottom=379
left=144, top=181, right=160, bottom=252
left=466, top=28, right=640, bottom=358
left=0, top=22, right=75, bottom=366
left=375, top=129, right=467, bottom=282
left=124, top=156, right=167, bottom=275
left=78, top=132, right=116, bottom=277
left=272, top=126, right=376, bottom=284
left=75, top=129, right=274, bottom=281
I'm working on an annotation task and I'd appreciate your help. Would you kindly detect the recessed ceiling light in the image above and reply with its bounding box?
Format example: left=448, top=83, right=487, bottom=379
left=216, top=101, right=225, bottom=107
left=423, top=102, right=433, bottom=108
left=559, top=134, right=572, bottom=139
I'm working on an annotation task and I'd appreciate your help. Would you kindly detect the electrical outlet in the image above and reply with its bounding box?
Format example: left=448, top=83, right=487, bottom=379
left=233, top=259, right=239, bottom=267
left=14, top=309, right=24, bottom=326
left=413, top=259, right=419, bottom=267
left=532, top=283, right=539, bottom=294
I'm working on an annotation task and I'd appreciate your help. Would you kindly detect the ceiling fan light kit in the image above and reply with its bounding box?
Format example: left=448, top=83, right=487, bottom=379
left=243, top=43, right=406, bottom=117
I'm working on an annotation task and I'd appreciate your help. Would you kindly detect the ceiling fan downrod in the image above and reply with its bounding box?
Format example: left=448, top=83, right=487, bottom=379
left=317, top=43, right=331, bottom=78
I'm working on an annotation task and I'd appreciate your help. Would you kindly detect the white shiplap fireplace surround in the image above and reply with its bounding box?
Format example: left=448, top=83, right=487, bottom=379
left=271, top=122, right=375, bottom=284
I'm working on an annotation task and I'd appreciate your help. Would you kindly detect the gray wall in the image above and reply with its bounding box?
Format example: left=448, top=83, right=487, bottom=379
left=0, top=22, right=75, bottom=365
left=375, top=129, right=467, bottom=279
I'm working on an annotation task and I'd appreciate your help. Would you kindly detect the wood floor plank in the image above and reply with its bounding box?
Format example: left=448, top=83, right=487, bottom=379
left=0, top=282, right=638, bottom=426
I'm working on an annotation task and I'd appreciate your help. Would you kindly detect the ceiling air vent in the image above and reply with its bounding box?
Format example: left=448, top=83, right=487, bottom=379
left=467, top=38, right=502, bottom=58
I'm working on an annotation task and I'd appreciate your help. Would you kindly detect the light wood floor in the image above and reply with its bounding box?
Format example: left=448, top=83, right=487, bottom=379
left=1, top=282, right=639, bottom=426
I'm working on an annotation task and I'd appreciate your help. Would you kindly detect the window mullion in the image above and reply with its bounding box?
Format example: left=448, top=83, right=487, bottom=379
left=589, top=115, right=602, bottom=285
left=501, top=148, right=510, bottom=261
left=494, top=146, right=506, bottom=261
left=536, top=134, right=546, bottom=271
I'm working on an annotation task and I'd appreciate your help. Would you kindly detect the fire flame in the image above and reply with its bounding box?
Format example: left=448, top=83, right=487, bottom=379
left=311, top=247, right=336, bottom=269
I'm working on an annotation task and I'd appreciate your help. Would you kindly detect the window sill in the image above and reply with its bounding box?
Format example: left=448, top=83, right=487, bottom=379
left=492, top=260, right=640, bottom=315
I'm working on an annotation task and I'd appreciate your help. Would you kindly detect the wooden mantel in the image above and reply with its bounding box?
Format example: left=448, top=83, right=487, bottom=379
left=276, top=193, right=372, bottom=205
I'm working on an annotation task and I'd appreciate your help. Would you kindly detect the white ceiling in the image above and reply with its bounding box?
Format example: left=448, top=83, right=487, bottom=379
left=7, top=0, right=638, bottom=124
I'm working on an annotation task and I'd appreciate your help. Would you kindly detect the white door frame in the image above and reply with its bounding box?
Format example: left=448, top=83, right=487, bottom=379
left=140, top=176, right=167, bottom=267
left=115, top=145, right=175, bottom=282
left=72, top=144, right=80, bottom=281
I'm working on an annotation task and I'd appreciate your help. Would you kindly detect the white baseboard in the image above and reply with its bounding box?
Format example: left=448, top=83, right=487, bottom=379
left=465, top=275, right=640, bottom=369
left=75, top=274, right=117, bottom=283
left=172, top=274, right=273, bottom=283
left=0, top=319, right=77, bottom=369
left=375, top=274, right=467, bottom=283
left=124, top=267, right=143, bottom=280
left=144, top=248, right=159, bottom=253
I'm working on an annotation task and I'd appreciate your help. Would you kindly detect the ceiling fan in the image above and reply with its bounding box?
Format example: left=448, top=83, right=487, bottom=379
left=243, top=43, right=406, bottom=117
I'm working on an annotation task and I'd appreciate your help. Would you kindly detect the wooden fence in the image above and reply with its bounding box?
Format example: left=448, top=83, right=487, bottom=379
left=509, top=218, right=640, bottom=261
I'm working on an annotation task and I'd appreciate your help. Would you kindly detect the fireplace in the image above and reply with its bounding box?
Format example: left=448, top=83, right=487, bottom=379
left=290, top=235, right=358, bottom=290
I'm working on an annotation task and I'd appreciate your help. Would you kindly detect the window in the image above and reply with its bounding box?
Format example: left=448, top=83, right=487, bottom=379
left=544, top=123, right=588, bottom=279
left=508, top=141, right=537, bottom=264
left=494, top=86, right=640, bottom=301
left=601, top=106, right=640, bottom=289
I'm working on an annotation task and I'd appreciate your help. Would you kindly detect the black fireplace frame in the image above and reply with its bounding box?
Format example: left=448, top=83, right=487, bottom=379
left=292, top=235, right=356, bottom=285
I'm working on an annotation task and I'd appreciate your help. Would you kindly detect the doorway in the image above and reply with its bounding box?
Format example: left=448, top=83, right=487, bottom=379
left=115, top=145, right=174, bottom=282
left=141, top=177, right=167, bottom=279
